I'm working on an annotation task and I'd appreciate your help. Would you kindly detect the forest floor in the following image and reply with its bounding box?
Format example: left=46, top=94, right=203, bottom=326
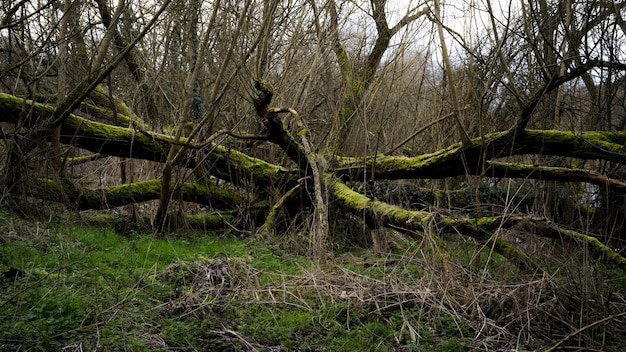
left=1, top=209, right=625, bottom=351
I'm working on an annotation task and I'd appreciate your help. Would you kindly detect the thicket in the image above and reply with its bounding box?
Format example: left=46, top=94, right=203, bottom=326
left=1, top=0, right=626, bottom=349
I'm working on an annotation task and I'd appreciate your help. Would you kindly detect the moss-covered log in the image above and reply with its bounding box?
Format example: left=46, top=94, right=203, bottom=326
left=326, top=173, right=544, bottom=272
left=29, top=178, right=239, bottom=210
left=328, top=174, right=626, bottom=271
left=0, top=92, right=296, bottom=188
left=1, top=92, right=625, bottom=270
left=81, top=211, right=237, bottom=231
left=185, top=212, right=236, bottom=230
left=328, top=173, right=527, bottom=236
left=524, top=221, right=626, bottom=269
left=65, top=153, right=108, bottom=165
left=334, top=129, right=626, bottom=181
left=486, top=162, right=626, bottom=193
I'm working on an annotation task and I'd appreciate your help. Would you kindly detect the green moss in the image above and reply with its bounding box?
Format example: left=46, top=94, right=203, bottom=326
left=327, top=174, right=371, bottom=209
left=328, top=174, right=434, bottom=228
left=109, top=179, right=240, bottom=208
left=210, top=144, right=294, bottom=186
left=65, top=153, right=105, bottom=164
left=560, top=228, right=626, bottom=268
left=524, top=129, right=626, bottom=156
left=107, top=178, right=161, bottom=199
left=0, top=92, right=55, bottom=121
left=62, top=113, right=173, bottom=154
left=186, top=212, right=233, bottom=229
left=31, top=177, right=240, bottom=211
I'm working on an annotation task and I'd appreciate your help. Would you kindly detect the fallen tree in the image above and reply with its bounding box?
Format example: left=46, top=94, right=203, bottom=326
left=1, top=71, right=626, bottom=271
left=28, top=178, right=239, bottom=210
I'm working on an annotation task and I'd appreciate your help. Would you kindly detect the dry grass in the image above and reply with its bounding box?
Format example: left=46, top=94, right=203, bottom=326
left=1, top=206, right=624, bottom=351
left=156, top=237, right=626, bottom=351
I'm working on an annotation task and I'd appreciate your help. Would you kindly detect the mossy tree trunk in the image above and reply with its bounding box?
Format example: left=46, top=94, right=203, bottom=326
left=2, top=67, right=626, bottom=268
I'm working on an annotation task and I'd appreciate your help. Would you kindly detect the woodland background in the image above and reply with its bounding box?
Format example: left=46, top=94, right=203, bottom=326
left=1, top=0, right=626, bottom=350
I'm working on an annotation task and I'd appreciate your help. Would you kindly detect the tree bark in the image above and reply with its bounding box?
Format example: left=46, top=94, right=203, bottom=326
left=0, top=91, right=625, bottom=270
left=28, top=178, right=239, bottom=211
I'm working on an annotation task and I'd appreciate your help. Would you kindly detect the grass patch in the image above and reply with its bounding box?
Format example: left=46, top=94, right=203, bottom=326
left=0, top=225, right=269, bottom=350
left=1, top=214, right=625, bottom=351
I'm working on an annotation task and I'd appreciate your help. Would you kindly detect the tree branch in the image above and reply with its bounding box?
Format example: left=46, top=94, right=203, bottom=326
left=335, top=129, right=626, bottom=181
left=28, top=178, right=239, bottom=210
left=48, top=0, right=173, bottom=130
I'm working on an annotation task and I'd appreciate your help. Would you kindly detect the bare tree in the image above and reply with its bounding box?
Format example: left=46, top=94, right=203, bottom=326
left=1, top=0, right=626, bottom=287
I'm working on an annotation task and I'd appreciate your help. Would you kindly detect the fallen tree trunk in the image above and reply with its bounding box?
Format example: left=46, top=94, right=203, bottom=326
left=334, top=129, right=626, bottom=181
left=29, top=178, right=240, bottom=210
left=0, top=93, right=297, bottom=189
left=2, top=93, right=624, bottom=192
left=81, top=211, right=240, bottom=231
left=0, top=91, right=625, bottom=271
left=327, top=174, right=626, bottom=270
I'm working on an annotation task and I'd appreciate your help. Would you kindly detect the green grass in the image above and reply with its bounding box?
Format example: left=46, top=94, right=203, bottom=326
left=0, top=222, right=470, bottom=351
left=1, top=213, right=625, bottom=351
left=0, top=225, right=289, bottom=351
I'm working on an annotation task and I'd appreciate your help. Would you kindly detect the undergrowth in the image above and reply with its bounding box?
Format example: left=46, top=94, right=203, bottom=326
left=1, top=211, right=625, bottom=351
